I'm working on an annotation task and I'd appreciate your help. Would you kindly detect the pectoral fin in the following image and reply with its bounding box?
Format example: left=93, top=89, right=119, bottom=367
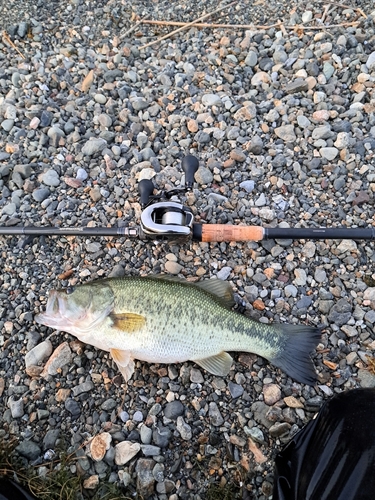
left=110, top=312, right=146, bottom=333
left=110, top=348, right=135, bottom=382
left=194, top=352, right=233, bottom=376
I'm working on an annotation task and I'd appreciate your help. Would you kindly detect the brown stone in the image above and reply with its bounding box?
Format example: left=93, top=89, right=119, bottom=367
left=90, top=432, right=112, bottom=461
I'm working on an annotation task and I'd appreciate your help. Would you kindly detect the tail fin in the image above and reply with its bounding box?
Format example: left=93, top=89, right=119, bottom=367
left=269, top=325, right=321, bottom=385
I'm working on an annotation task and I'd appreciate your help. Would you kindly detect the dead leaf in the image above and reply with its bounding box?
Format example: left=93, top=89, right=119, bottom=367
left=248, top=438, right=267, bottom=464
left=81, top=69, right=94, bottom=92
left=58, top=269, right=74, bottom=280
left=323, top=360, right=338, bottom=370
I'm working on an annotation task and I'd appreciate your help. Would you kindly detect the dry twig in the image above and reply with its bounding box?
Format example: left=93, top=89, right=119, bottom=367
left=139, top=19, right=361, bottom=30
left=138, top=1, right=236, bottom=50
left=312, top=0, right=368, bottom=17
left=120, top=15, right=148, bottom=39
left=2, top=31, right=25, bottom=59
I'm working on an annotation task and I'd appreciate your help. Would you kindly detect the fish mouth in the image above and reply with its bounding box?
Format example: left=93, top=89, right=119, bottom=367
left=35, top=290, right=70, bottom=329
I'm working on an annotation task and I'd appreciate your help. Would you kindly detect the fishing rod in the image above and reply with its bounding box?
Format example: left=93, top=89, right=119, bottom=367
left=0, top=155, right=375, bottom=244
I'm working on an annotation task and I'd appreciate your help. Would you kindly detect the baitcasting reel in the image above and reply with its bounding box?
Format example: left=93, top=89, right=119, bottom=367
left=139, top=155, right=198, bottom=238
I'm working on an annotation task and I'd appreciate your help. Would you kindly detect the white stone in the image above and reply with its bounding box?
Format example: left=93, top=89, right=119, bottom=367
left=114, top=441, right=140, bottom=465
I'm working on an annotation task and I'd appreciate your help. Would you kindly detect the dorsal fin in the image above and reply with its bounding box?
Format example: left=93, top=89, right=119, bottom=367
left=148, top=274, right=235, bottom=308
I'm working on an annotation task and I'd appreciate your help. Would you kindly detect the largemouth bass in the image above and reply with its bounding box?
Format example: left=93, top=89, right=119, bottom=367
left=35, top=275, right=321, bottom=385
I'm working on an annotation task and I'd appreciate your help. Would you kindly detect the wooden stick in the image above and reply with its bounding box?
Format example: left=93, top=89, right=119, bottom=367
left=120, top=15, right=147, bottom=39
left=138, top=1, right=236, bottom=50
left=312, top=0, right=368, bottom=16
left=139, top=19, right=360, bottom=30
left=2, top=31, right=25, bottom=60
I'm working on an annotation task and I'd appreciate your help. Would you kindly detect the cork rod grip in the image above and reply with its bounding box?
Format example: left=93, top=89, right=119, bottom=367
left=200, top=225, right=265, bottom=242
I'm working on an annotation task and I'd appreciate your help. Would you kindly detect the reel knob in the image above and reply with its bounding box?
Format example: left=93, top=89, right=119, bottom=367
left=138, top=179, right=155, bottom=208
left=182, top=155, right=199, bottom=189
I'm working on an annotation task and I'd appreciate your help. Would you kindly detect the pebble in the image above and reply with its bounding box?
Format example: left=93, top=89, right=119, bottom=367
left=25, top=340, right=53, bottom=368
left=8, top=397, right=24, bottom=419
left=228, top=381, right=244, bottom=399
left=164, top=401, right=184, bottom=420
left=275, top=125, right=296, bottom=142
left=39, top=169, right=60, bottom=187
left=15, top=441, right=41, bottom=461
left=195, top=167, right=213, bottom=185
left=263, top=384, right=281, bottom=405
left=114, top=442, right=141, bottom=465
left=41, top=343, right=72, bottom=377
left=202, top=94, right=222, bottom=106
left=209, top=402, right=224, bottom=426
left=176, top=416, right=192, bottom=440
left=90, top=433, right=112, bottom=461
left=81, top=138, right=107, bottom=156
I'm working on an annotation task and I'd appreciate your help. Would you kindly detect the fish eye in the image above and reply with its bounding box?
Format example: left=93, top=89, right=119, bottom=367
left=66, top=286, right=75, bottom=295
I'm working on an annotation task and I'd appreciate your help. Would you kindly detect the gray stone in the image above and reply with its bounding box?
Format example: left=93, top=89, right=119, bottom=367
left=327, top=299, right=352, bottom=326
left=244, top=426, right=265, bottom=444
left=40, top=169, right=60, bottom=187
left=294, top=268, right=307, bottom=286
left=297, top=115, right=311, bottom=128
left=248, top=135, right=263, bottom=154
left=1, top=203, right=16, bottom=216
left=228, top=381, right=244, bottom=399
left=245, top=50, right=258, bottom=67
left=251, top=401, right=272, bottom=429
left=140, top=445, right=161, bottom=456
left=240, top=180, right=255, bottom=192
left=132, top=98, right=149, bottom=111
left=152, top=426, right=171, bottom=448
left=216, top=267, right=232, bottom=280
left=358, top=369, right=375, bottom=388
left=285, top=79, right=309, bottom=94
left=176, top=416, right=192, bottom=440
left=195, top=167, right=213, bottom=185
left=209, top=402, right=224, bottom=426
left=16, top=440, right=41, bottom=460
left=320, top=147, right=338, bottom=161
left=314, top=268, right=327, bottom=283
left=323, top=62, right=335, bottom=80
left=101, top=398, right=117, bottom=411
left=273, top=50, right=288, bottom=64
left=136, top=458, right=155, bottom=498
left=275, top=125, right=296, bottom=142
left=366, top=52, right=375, bottom=70
left=72, top=381, right=95, bottom=396
left=202, top=94, right=222, bottom=106
left=81, top=138, right=107, bottom=156
left=140, top=425, right=153, bottom=445
left=190, top=367, right=204, bottom=384
left=284, top=286, right=297, bottom=301
left=1, top=119, right=14, bottom=132
left=334, top=132, right=351, bottom=149
left=32, top=188, right=50, bottom=202
left=312, top=125, right=332, bottom=140
left=43, top=429, right=60, bottom=450
left=65, top=399, right=81, bottom=416
left=25, top=340, right=53, bottom=368
left=164, top=400, right=184, bottom=420
left=8, top=397, right=24, bottom=418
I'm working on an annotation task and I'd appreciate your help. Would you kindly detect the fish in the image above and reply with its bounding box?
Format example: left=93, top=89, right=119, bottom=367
left=34, top=275, right=321, bottom=385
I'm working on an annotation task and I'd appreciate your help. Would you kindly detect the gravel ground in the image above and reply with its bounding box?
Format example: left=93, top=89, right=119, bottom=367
left=1, top=1, right=375, bottom=499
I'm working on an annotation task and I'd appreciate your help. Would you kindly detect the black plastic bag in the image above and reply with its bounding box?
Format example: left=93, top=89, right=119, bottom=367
left=0, top=478, right=36, bottom=500
left=273, top=388, right=375, bottom=500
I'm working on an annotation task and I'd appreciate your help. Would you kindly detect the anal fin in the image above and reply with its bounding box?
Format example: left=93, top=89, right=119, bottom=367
left=194, top=352, right=233, bottom=376
left=110, top=348, right=135, bottom=382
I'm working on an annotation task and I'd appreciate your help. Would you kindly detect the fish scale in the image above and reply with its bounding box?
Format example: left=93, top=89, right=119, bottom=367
left=35, top=275, right=321, bottom=385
